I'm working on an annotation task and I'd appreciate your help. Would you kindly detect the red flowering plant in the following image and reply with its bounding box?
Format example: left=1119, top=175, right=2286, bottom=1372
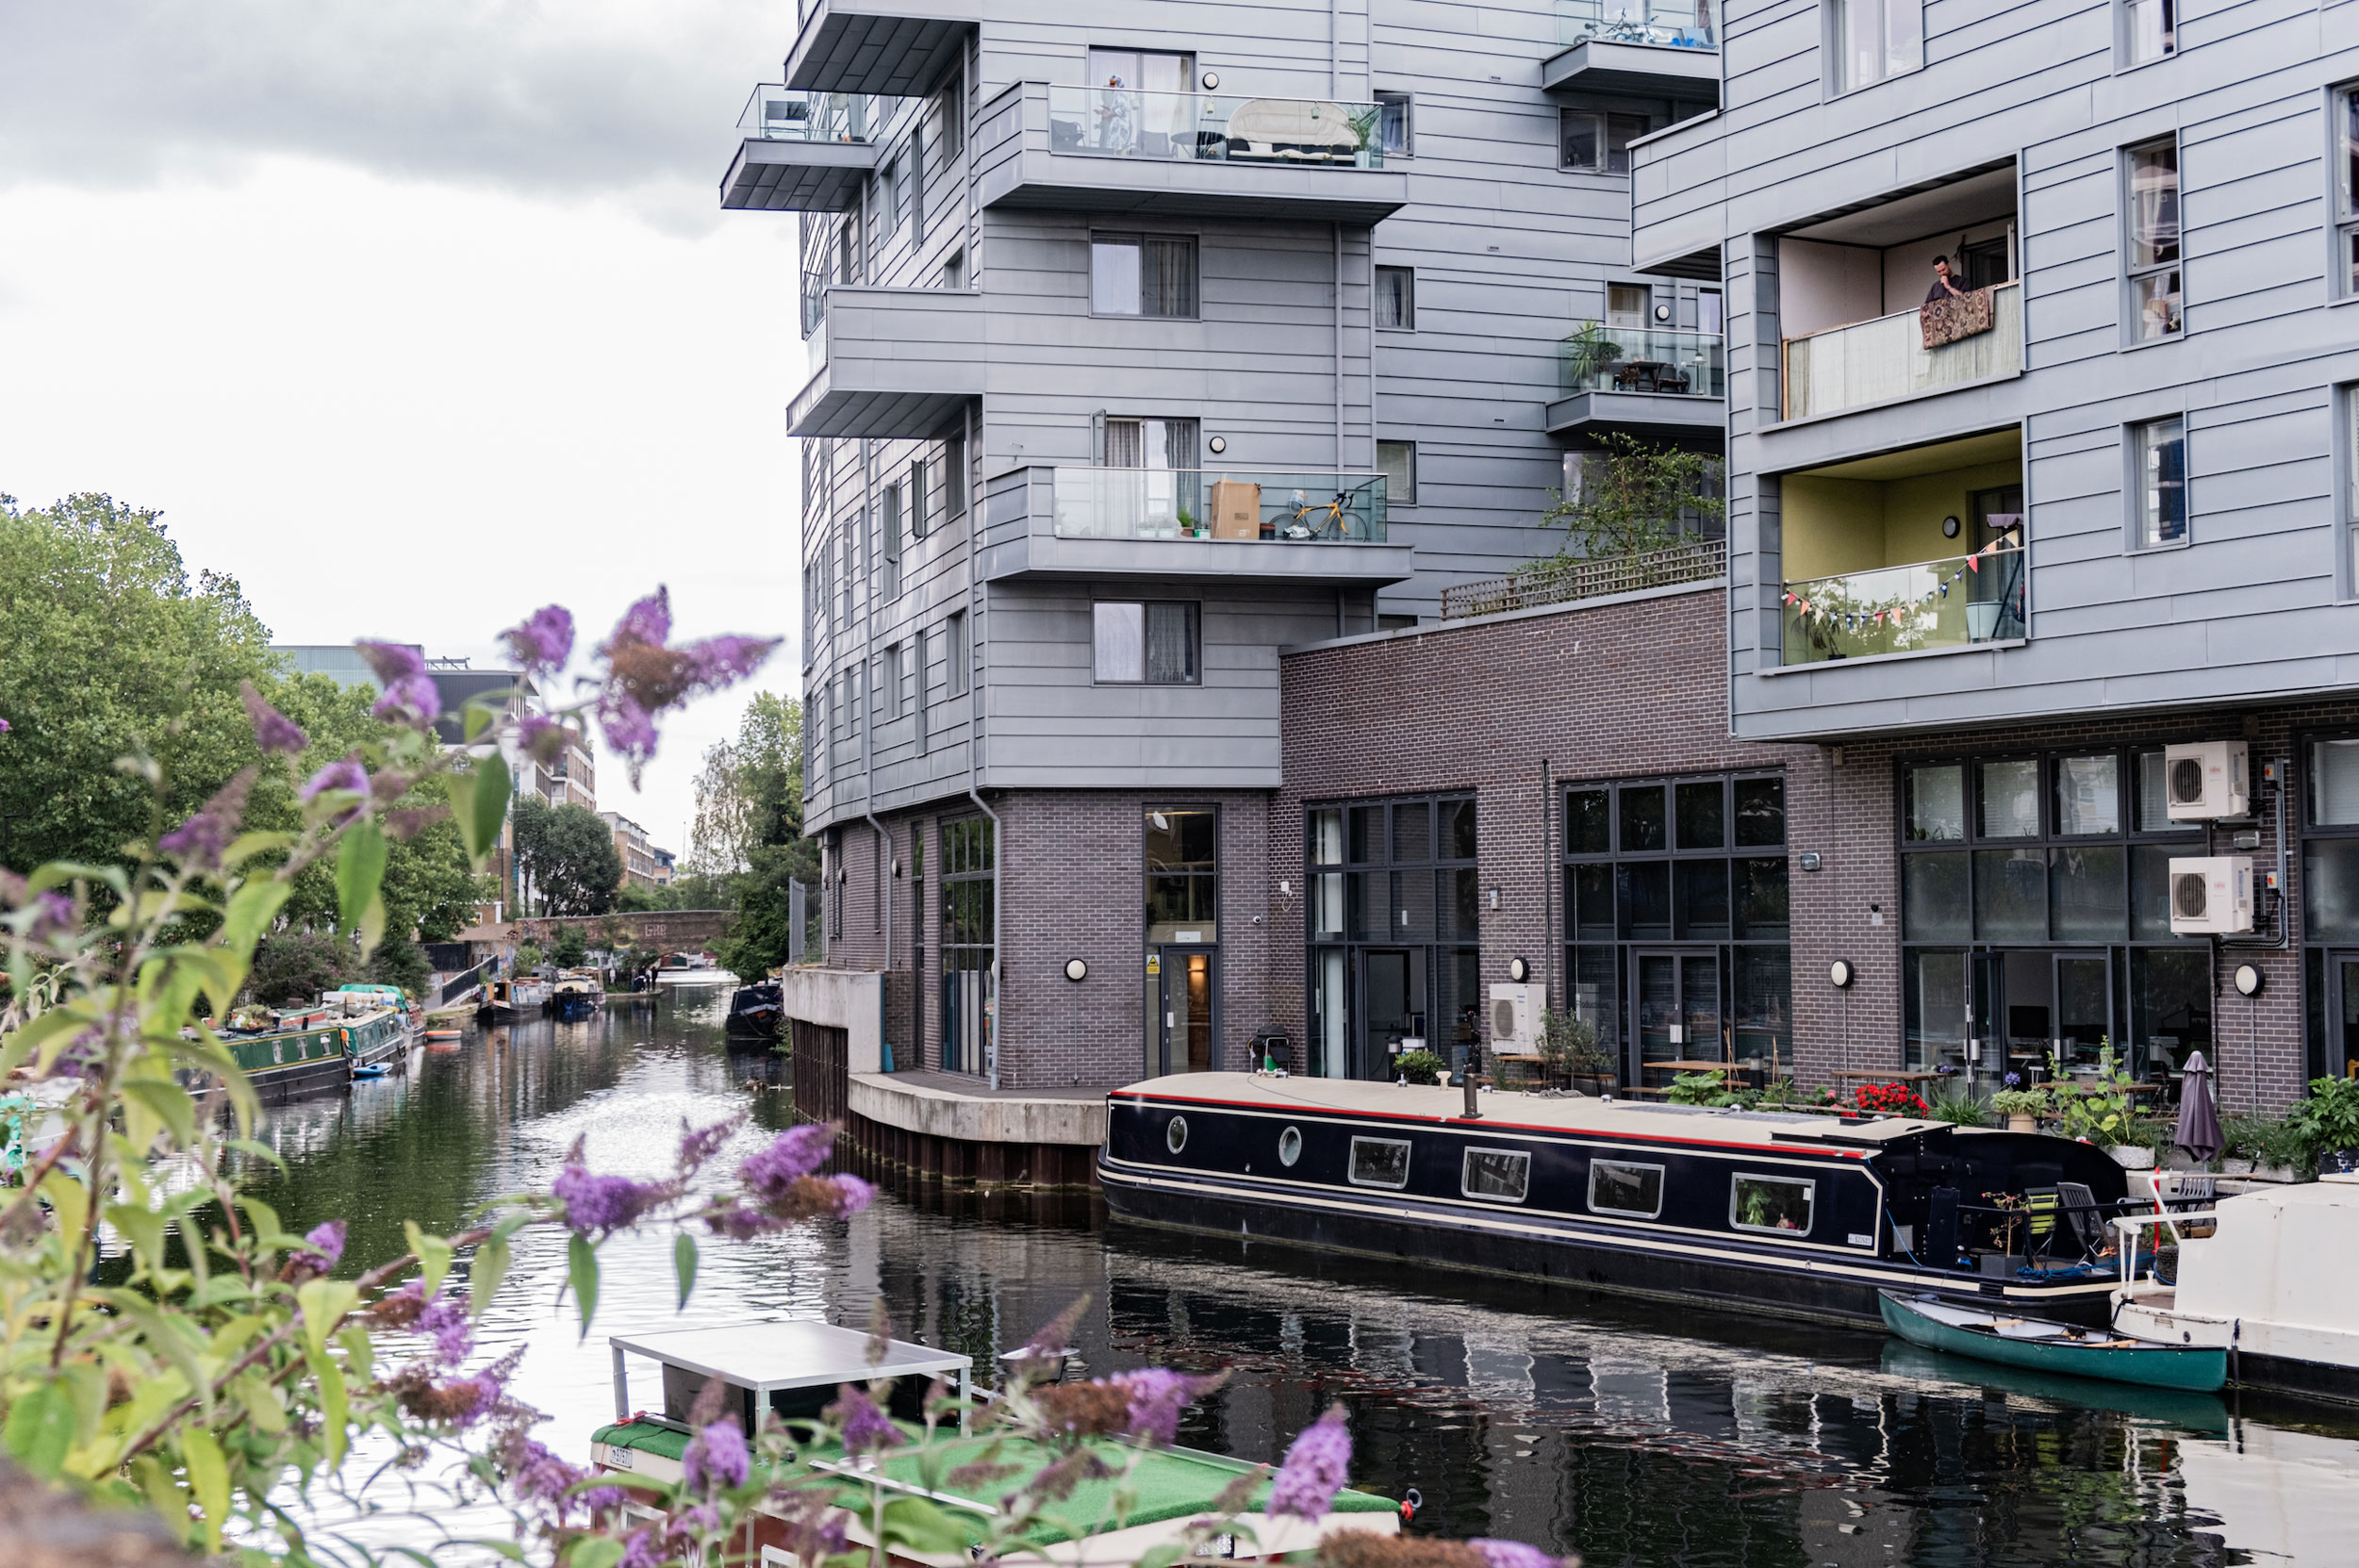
left=1853, top=1081, right=1932, bottom=1117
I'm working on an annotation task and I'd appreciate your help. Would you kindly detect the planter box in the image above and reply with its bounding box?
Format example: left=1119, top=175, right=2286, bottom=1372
left=1977, top=1253, right=2027, bottom=1279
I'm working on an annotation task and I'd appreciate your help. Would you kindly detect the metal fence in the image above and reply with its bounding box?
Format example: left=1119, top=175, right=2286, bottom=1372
left=1439, top=538, right=1725, bottom=620
left=439, top=961, right=488, bottom=1007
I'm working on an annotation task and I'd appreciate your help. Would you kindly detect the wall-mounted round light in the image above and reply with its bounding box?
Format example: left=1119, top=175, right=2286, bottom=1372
left=1829, top=960, right=1855, bottom=989
left=1942, top=515, right=1962, bottom=539
left=2235, top=963, right=2264, bottom=997
left=1653, top=304, right=1672, bottom=322
left=1208, top=436, right=1227, bottom=454
left=1065, top=958, right=1088, bottom=982
left=1201, top=71, right=1220, bottom=90
left=1508, top=956, right=1530, bottom=983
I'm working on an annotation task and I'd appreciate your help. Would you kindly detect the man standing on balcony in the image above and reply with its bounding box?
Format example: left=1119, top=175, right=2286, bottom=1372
left=1923, top=256, right=1971, bottom=305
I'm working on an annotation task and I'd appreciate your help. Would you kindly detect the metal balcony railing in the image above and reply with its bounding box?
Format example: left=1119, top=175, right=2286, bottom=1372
left=1782, top=281, right=2022, bottom=421
left=738, top=85, right=872, bottom=142
left=1050, top=468, right=1388, bottom=543
left=1046, top=88, right=1384, bottom=169
left=1558, top=0, right=1719, bottom=49
left=1560, top=324, right=1725, bottom=397
left=1781, top=544, right=2026, bottom=665
left=1441, top=539, right=1724, bottom=619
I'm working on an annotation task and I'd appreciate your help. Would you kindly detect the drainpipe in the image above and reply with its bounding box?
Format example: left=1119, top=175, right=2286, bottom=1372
left=860, top=437, right=893, bottom=1073
left=1542, top=759, right=1555, bottom=1010
left=964, top=435, right=1001, bottom=1092
left=1333, top=224, right=1344, bottom=475
left=1329, top=0, right=1340, bottom=98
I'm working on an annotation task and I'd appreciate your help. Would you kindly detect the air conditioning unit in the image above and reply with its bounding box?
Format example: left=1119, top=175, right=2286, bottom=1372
left=2169, top=856, right=2254, bottom=935
left=1489, top=983, right=1542, bottom=1052
left=2165, top=740, right=2250, bottom=820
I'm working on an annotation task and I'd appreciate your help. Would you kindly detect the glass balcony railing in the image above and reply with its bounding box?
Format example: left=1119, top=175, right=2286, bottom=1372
left=1558, top=0, right=1719, bottom=49
left=1782, top=545, right=2026, bottom=665
left=1559, top=324, right=1724, bottom=397
left=738, top=85, right=872, bottom=142
left=1051, top=469, right=1387, bottom=543
left=1783, top=280, right=2021, bottom=421
left=1046, top=88, right=1384, bottom=169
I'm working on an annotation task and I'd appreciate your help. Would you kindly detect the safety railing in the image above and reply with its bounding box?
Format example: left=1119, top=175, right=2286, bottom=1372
left=1558, top=0, right=1719, bottom=49
left=1046, top=87, right=1383, bottom=170
left=737, top=85, right=872, bottom=142
left=1440, top=538, right=1724, bottom=619
left=1782, top=281, right=2021, bottom=421
left=1049, top=468, right=1388, bottom=542
left=1560, top=325, right=1725, bottom=397
left=1781, top=543, right=2024, bottom=665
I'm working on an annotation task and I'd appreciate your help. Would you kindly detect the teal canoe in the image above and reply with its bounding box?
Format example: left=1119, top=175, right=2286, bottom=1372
left=1879, top=1291, right=2227, bottom=1393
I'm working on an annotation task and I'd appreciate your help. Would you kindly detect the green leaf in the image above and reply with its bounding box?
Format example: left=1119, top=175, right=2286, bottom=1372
left=3, top=1381, right=76, bottom=1477
left=40, top=1172, right=90, bottom=1250
left=567, top=1538, right=627, bottom=1568
left=122, top=1078, right=198, bottom=1150
left=219, top=879, right=292, bottom=960
left=307, top=1345, right=349, bottom=1469
left=338, top=820, right=388, bottom=949
left=105, top=1202, right=168, bottom=1274
left=181, top=1428, right=230, bottom=1556
left=468, top=1234, right=510, bottom=1321
left=567, top=1232, right=600, bottom=1340
left=222, top=829, right=296, bottom=869
left=231, top=1368, right=288, bottom=1435
left=880, top=1496, right=974, bottom=1555
left=1135, top=1546, right=1188, bottom=1568
left=0, top=1008, right=87, bottom=1078
left=298, top=1279, right=360, bottom=1357
left=674, top=1232, right=699, bottom=1311
left=406, top=1220, right=454, bottom=1300
left=223, top=1137, right=289, bottom=1172
left=466, top=753, right=512, bottom=866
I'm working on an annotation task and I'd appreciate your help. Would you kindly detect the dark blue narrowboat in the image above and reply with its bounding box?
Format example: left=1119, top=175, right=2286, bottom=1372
left=1098, top=1073, right=2140, bottom=1329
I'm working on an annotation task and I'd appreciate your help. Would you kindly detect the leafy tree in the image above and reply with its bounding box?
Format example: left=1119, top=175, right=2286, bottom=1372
left=246, top=931, right=355, bottom=1006
left=701, top=694, right=818, bottom=982
left=0, top=493, right=278, bottom=873
left=512, top=794, right=622, bottom=915
left=550, top=924, right=588, bottom=967
left=1541, top=433, right=1724, bottom=560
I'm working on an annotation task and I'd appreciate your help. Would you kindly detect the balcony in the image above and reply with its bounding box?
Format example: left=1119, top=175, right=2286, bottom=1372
left=720, top=87, right=879, bottom=212
left=1546, top=323, right=1725, bottom=437
left=786, top=286, right=982, bottom=439
left=1543, top=0, right=1720, bottom=98
left=976, top=82, right=1409, bottom=223
left=1782, top=282, right=2022, bottom=422
left=1782, top=546, right=2025, bottom=665
left=977, top=467, right=1415, bottom=586
left=785, top=0, right=976, bottom=97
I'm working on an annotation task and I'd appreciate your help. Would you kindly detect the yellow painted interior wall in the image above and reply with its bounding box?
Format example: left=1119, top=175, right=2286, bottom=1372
left=1780, top=458, right=2024, bottom=583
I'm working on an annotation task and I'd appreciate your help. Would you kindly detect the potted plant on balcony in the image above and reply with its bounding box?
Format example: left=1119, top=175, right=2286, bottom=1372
left=1562, top=320, right=1624, bottom=389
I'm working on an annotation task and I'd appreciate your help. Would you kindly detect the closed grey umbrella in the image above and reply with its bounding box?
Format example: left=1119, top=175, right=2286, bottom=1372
left=2176, top=1050, right=2222, bottom=1165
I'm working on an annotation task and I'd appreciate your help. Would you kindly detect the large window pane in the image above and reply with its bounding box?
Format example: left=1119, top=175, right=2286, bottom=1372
left=1311, top=872, right=1344, bottom=940
left=1675, top=781, right=1724, bottom=850
left=2307, top=838, right=2359, bottom=943
left=1438, top=947, right=1480, bottom=1073
left=1441, top=798, right=1478, bottom=860
left=2134, top=418, right=2187, bottom=545
left=1393, top=869, right=1434, bottom=939
left=1905, top=765, right=1965, bottom=841
left=1092, top=601, right=1144, bottom=681
left=1620, top=785, right=1667, bottom=852
left=2134, top=750, right=2196, bottom=833
left=1570, top=865, right=1613, bottom=938
left=1619, top=862, right=1671, bottom=939
left=2131, top=947, right=2212, bottom=1081
left=1904, top=949, right=1968, bottom=1073
left=1734, top=777, right=1786, bottom=846
left=2054, top=754, right=2120, bottom=835
left=1146, top=807, right=1215, bottom=870
left=1733, top=949, right=1791, bottom=1071
left=1568, top=945, right=1620, bottom=1071
left=1975, top=848, right=2047, bottom=940
left=1310, top=808, right=1343, bottom=867
left=1393, top=801, right=1431, bottom=865
left=1090, top=236, right=1142, bottom=314
left=1441, top=867, right=1480, bottom=937
left=1978, top=759, right=2042, bottom=838
left=2131, top=844, right=2184, bottom=939
left=1904, top=851, right=1971, bottom=940
left=1734, top=857, right=1790, bottom=937
left=1675, top=860, right=1730, bottom=938
left=2050, top=845, right=2126, bottom=941
left=1567, top=789, right=1610, bottom=854
left=1348, top=871, right=1381, bottom=940
left=2313, top=739, right=2359, bottom=826
left=1348, top=806, right=1382, bottom=863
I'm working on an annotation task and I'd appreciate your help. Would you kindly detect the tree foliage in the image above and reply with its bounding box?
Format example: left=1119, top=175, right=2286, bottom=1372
left=512, top=794, right=622, bottom=916
left=701, top=694, right=818, bottom=982
left=1541, top=434, right=1724, bottom=560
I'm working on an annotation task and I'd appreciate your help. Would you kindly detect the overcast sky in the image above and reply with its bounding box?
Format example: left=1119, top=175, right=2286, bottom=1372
left=0, top=0, right=804, bottom=862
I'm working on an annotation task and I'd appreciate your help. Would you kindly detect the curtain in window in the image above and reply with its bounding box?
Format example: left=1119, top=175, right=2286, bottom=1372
left=2129, top=145, right=2179, bottom=267
left=1094, top=602, right=1145, bottom=681
left=1145, top=237, right=1196, bottom=316
left=1145, top=602, right=1197, bottom=684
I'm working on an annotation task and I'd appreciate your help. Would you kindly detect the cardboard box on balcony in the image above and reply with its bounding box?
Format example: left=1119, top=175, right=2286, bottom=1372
left=1209, top=480, right=1262, bottom=540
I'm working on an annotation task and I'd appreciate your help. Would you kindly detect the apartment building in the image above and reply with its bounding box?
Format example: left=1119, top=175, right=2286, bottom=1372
left=735, top=0, right=1729, bottom=1100
left=600, top=811, right=673, bottom=890
left=1626, top=0, right=2359, bottom=1108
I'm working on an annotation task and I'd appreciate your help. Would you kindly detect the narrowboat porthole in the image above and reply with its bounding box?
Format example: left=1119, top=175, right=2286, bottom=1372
left=1347, top=1136, right=1410, bottom=1189
left=1588, top=1159, right=1664, bottom=1219
left=1166, top=1116, right=1189, bottom=1154
left=1278, top=1126, right=1303, bottom=1166
left=1461, top=1148, right=1530, bottom=1203
left=1731, top=1173, right=1815, bottom=1235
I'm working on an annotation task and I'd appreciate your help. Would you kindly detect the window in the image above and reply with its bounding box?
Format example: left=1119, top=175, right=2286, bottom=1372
left=942, top=248, right=965, bottom=289
left=1092, top=234, right=1197, bottom=318
left=838, top=211, right=861, bottom=283
left=1375, top=266, right=1414, bottom=330
left=2130, top=417, right=2186, bottom=548
left=2340, top=90, right=2359, bottom=299
left=1376, top=91, right=1412, bottom=157
left=2120, top=0, right=2174, bottom=65
left=1093, top=602, right=1198, bottom=684
left=2125, top=140, right=2182, bottom=341
left=1278, top=1125, right=1302, bottom=1166
left=938, top=84, right=964, bottom=161
left=1307, top=793, right=1478, bottom=1081
left=1461, top=1148, right=1530, bottom=1203
left=882, top=483, right=901, bottom=586
left=1347, top=1136, right=1411, bottom=1189
left=945, top=436, right=967, bottom=517
left=884, top=642, right=905, bottom=721
left=1087, top=47, right=1193, bottom=94
left=1377, top=441, right=1416, bottom=507
left=910, top=457, right=931, bottom=541
left=946, top=610, right=969, bottom=697
left=1560, top=110, right=1650, bottom=173
left=1830, top=0, right=1922, bottom=92
left=1588, top=1159, right=1664, bottom=1218
left=1102, top=416, right=1198, bottom=470
left=1165, top=1115, right=1188, bottom=1153
left=1607, top=283, right=1650, bottom=326
left=1731, top=1174, right=1814, bottom=1234
left=940, top=817, right=995, bottom=1074
left=1147, top=806, right=1218, bottom=945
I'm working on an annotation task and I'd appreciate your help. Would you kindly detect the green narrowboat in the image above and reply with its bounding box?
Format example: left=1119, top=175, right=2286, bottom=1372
left=211, top=1006, right=406, bottom=1098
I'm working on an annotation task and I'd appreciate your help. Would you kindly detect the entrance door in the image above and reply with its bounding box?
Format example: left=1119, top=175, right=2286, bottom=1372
left=1359, top=949, right=1425, bottom=1080
left=1634, top=951, right=1720, bottom=1087
left=2326, top=955, right=2359, bottom=1081
left=1157, top=948, right=1215, bottom=1076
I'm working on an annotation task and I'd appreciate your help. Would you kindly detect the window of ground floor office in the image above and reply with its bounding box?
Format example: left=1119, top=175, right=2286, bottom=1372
left=1562, top=945, right=1793, bottom=1085
left=1903, top=946, right=2213, bottom=1085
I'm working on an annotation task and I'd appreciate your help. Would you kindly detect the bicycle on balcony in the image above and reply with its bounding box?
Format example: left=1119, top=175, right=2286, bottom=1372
left=1280, top=478, right=1380, bottom=541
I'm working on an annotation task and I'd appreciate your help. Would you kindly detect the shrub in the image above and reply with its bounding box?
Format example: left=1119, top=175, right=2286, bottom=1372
left=1538, top=1007, right=1610, bottom=1076
left=1394, top=1048, right=1445, bottom=1085
left=1855, top=1081, right=1931, bottom=1117
left=1666, top=1071, right=1728, bottom=1105
left=2286, top=1076, right=2359, bottom=1160
left=2223, top=1113, right=2314, bottom=1174
left=1989, top=1087, right=2051, bottom=1117
left=2048, top=1047, right=2138, bottom=1147
left=1925, top=1082, right=1991, bottom=1127
left=245, top=930, right=355, bottom=1006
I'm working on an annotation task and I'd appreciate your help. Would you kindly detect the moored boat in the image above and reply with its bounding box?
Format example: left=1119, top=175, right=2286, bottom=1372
left=724, top=981, right=782, bottom=1039
left=477, top=975, right=551, bottom=1022
left=330, top=984, right=419, bottom=1066
left=209, top=1003, right=406, bottom=1099
left=549, top=968, right=603, bottom=1020
left=1879, top=1290, right=2226, bottom=1391
left=1099, top=1072, right=2157, bottom=1329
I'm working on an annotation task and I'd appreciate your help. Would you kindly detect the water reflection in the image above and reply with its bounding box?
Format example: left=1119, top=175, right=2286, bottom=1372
left=243, top=999, right=2359, bottom=1566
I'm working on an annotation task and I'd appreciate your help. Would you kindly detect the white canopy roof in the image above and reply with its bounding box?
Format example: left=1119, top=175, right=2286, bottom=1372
left=610, top=1319, right=972, bottom=1395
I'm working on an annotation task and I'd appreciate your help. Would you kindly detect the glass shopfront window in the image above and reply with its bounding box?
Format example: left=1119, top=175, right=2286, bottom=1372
left=2304, top=732, right=2359, bottom=1081
left=1307, top=792, right=1477, bottom=1079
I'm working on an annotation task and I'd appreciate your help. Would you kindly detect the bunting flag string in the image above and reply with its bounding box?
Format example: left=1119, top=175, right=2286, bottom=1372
left=1781, top=539, right=2015, bottom=627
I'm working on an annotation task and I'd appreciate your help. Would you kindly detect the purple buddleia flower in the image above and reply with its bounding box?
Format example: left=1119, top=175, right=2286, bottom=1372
left=738, top=1125, right=835, bottom=1200
left=356, top=640, right=427, bottom=685
left=780, top=1498, right=850, bottom=1563
left=0, top=718, right=10, bottom=734
left=517, top=712, right=570, bottom=765
left=1268, top=1405, right=1351, bottom=1521
left=594, top=690, right=661, bottom=780
left=830, top=1173, right=875, bottom=1215
left=415, top=1290, right=473, bottom=1365
left=683, top=1418, right=751, bottom=1491
left=1473, top=1542, right=1564, bottom=1568
left=614, top=588, right=672, bottom=647
left=618, top=1527, right=663, bottom=1568
left=373, top=672, right=440, bottom=726
left=705, top=1201, right=785, bottom=1241
left=579, top=1485, right=625, bottom=1514
left=510, top=1440, right=584, bottom=1504
left=827, top=1383, right=899, bottom=1455
left=300, top=754, right=370, bottom=804
left=680, top=634, right=779, bottom=687
left=160, top=767, right=257, bottom=870
left=678, top=1113, right=747, bottom=1175
left=1111, top=1368, right=1212, bottom=1447
left=298, top=1219, right=347, bottom=1271
left=241, top=681, right=307, bottom=754
left=553, top=1160, right=671, bottom=1237
left=503, top=604, right=576, bottom=673
left=23, top=890, right=75, bottom=944
left=590, top=586, right=781, bottom=784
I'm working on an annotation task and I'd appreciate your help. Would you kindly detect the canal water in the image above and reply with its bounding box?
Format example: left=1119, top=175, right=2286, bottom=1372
left=247, top=998, right=2359, bottom=1566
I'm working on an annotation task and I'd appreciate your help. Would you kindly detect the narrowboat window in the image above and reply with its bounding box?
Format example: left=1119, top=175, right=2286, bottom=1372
left=1731, top=1174, right=1815, bottom=1234
left=1278, top=1126, right=1303, bottom=1166
left=1165, top=1115, right=1189, bottom=1153
left=1348, top=1136, right=1411, bottom=1189
left=1461, top=1147, right=1530, bottom=1203
left=1587, top=1159, right=1663, bottom=1218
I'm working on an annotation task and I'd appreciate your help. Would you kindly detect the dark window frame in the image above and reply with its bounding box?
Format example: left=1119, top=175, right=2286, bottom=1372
left=1144, top=802, right=1221, bottom=950
left=1374, top=90, right=1413, bottom=157
left=2123, top=136, right=2184, bottom=344
left=1089, top=231, right=1200, bottom=320
left=1091, top=599, right=1201, bottom=685
left=1375, top=265, right=1415, bottom=330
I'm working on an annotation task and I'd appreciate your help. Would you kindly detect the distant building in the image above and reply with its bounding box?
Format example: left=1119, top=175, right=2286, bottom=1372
left=652, top=847, right=677, bottom=886
left=601, top=812, right=664, bottom=889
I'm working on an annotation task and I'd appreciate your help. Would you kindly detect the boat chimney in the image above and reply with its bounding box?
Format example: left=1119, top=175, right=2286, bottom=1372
left=1461, top=1048, right=1483, bottom=1120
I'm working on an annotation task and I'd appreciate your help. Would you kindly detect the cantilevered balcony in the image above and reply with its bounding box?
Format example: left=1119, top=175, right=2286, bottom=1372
left=785, top=0, right=976, bottom=96
left=1547, top=323, right=1724, bottom=437
left=720, top=87, right=880, bottom=212
left=786, top=286, right=982, bottom=439
left=975, top=82, right=1410, bottom=223
left=977, top=467, right=1415, bottom=586
left=1783, top=282, right=2022, bottom=422
left=1782, top=547, right=2025, bottom=664
left=1543, top=0, right=1720, bottom=98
